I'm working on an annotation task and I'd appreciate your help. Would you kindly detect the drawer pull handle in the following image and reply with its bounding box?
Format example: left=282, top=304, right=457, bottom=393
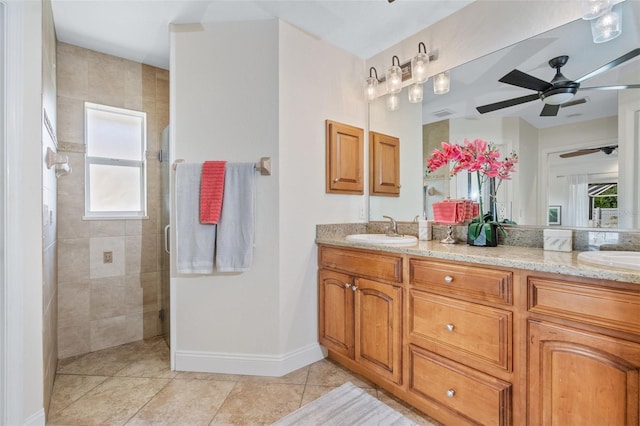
left=352, top=286, right=358, bottom=292
left=444, top=275, right=454, bottom=283
left=447, top=389, right=455, bottom=398
left=344, top=283, right=351, bottom=289
left=446, top=324, right=455, bottom=332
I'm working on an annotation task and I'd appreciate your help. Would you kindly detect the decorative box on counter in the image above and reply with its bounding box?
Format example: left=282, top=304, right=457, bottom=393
left=432, top=199, right=479, bottom=224
left=543, top=228, right=573, bottom=252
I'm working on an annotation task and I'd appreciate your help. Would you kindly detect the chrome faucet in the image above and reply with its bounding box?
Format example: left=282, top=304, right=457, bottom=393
left=382, top=215, right=402, bottom=237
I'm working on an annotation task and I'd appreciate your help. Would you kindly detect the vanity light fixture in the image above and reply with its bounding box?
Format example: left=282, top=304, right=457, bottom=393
left=365, top=67, right=379, bottom=102
left=387, top=93, right=400, bottom=111
left=433, top=71, right=450, bottom=94
left=591, top=3, right=623, bottom=43
left=412, top=42, right=430, bottom=84
left=408, top=83, right=423, bottom=103
left=581, top=0, right=612, bottom=19
left=386, top=55, right=403, bottom=94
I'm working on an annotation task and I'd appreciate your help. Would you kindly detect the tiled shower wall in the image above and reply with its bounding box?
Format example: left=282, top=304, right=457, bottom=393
left=56, top=42, right=169, bottom=359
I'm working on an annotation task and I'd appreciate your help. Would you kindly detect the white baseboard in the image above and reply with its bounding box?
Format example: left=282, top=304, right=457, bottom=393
left=174, top=343, right=326, bottom=376
left=23, top=408, right=45, bottom=426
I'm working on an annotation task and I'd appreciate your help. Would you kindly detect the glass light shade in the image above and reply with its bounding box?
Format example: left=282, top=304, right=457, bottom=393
left=411, top=52, right=429, bottom=84
left=433, top=71, right=450, bottom=95
left=581, top=0, right=611, bottom=19
left=591, top=6, right=622, bottom=43
left=386, top=65, right=403, bottom=94
left=543, top=92, right=575, bottom=105
left=386, top=93, right=400, bottom=111
left=365, top=76, right=378, bottom=101
left=408, top=83, right=423, bottom=103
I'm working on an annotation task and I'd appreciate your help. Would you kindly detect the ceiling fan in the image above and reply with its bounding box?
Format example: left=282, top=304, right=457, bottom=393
left=476, top=48, right=640, bottom=117
left=559, top=145, right=618, bottom=158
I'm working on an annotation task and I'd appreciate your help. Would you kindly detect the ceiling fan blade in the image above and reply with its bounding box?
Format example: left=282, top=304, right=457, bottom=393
left=540, top=103, right=560, bottom=116
left=580, top=84, right=640, bottom=91
left=476, top=93, right=540, bottom=114
left=499, top=69, right=553, bottom=91
left=560, top=98, right=587, bottom=108
left=560, top=148, right=601, bottom=158
left=575, top=48, right=640, bottom=83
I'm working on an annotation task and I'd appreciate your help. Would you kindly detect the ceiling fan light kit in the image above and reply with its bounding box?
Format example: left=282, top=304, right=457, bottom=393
left=591, top=4, right=622, bottom=43
left=476, top=48, right=640, bottom=117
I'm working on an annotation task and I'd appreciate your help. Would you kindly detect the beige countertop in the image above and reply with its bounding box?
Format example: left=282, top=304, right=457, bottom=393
left=316, top=236, right=640, bottom=285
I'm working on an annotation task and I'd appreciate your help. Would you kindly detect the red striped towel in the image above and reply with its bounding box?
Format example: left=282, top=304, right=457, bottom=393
left=200, top=161, right=226, bottom=224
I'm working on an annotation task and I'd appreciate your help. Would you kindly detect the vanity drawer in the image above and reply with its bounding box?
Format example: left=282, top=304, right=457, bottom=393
left=410, top=258, right=512, bottom=305
left=409, top=290, right=512, bottom=370
left=318, top=245, right=402, bottom=283
left=409, top=345, right=512, bottom=426
left=528, top=276, right=640, bottom=334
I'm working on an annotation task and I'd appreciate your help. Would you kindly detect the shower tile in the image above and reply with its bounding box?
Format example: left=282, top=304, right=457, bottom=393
left=57, top=43, right=89, bottom=100
left=125, top=233, right=158, bottom=275
left=125, top=312, right=144, bottom=343
left=47, top=377, right=170, bottom=426
left=90, top=220, right=125, bottom=237
left=57, top=96, right=85, bottom=145
left=114, top=345, right=175, bottom=379
left=90, top=315, right=128, bottom=352
left=124, top=60, right=143, bottom=111
left=58, top=238, right=90, bottom=282
left=87, top=50, right=126, bottom=108
left=58, top=280, right=89, bottom=327
left=89, top=276, right=127, bottom=320
left=57, top=324, right=90, bottom=359
left=140, top=271, right=160, bottom=311
left=143, top=310, right=160, bottom=338
left=128, top=379, right=234, bottom=425
left=211, top=382, right=304, bottom=425
left=125, top=274, right=144, bottom=314
left=57, top=341, right=136, bottom=376
left=89, top=236, right=125, bottom=279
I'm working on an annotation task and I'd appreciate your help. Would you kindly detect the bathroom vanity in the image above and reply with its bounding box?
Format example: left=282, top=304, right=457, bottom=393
left=316, top=237, right=640, bottom=425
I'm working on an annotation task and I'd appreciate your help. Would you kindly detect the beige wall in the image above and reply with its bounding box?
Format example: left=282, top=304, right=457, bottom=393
left=56, top=42, right=169, bottom=358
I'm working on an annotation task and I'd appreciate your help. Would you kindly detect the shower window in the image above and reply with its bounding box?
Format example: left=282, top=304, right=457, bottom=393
left=84, top=102, right=147, bottom=219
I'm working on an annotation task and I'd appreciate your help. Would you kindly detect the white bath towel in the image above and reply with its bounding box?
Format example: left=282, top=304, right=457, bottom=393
left=216, top=163, right=256, bottom=272
left=175, top=163, right=216, bottom=274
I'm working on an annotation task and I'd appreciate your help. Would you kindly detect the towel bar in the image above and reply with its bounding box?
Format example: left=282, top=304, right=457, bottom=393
left=173, top=158, right=272, bottom=176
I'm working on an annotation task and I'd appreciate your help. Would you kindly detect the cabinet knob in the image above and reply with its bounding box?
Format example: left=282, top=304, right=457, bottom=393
left=444, top=275, right=453, bottom=283
left=446, top=324, right=455, bottom=332
left=352, top=286, right=358, bottom=292
left=447, top=389, right=455, bottom=398
left=333, top=178, right=339, bottom=183
left=344, top=283, right=351, bottom=289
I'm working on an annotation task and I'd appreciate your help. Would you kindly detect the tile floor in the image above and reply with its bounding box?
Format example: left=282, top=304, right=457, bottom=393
left=47, top=336, right=439, bottom=425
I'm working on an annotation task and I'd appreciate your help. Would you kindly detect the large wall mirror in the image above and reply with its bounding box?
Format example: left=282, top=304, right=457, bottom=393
left=369, top=1, right=640, bottom=230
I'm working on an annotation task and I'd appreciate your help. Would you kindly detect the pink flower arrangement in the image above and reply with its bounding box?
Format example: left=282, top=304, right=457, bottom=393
left=427, top=138, right=518, bottom=220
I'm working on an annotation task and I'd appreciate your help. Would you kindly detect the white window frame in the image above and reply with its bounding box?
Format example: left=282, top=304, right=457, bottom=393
left=84, top=102, right=148, bottom=219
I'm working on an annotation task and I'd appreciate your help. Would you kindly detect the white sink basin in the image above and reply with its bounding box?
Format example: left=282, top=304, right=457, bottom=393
left=577, top=251, right=640, bottom=272
left=345, top=234, right=418, bottom=246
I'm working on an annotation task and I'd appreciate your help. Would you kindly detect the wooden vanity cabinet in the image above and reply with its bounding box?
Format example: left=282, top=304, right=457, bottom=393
left=318, top=245, right=403, bottom=385
left=407, top=258, right=514, bottom=425
left=526, top=275, right=640, bottom=426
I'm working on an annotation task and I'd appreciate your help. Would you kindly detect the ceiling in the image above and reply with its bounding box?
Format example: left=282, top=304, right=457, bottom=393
left=422, top=1, right=640, bottom=129
left=50, top=0, right=474, bottom=70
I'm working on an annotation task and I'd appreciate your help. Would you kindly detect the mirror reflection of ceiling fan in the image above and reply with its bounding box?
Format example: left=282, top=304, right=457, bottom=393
left=476, top=48, right=640, bottom=117
left=560, top=145, right=618, bottom=158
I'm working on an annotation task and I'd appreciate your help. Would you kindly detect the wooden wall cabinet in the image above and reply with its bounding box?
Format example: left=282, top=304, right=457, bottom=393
left=325, top=120, right=364, bottom=194
left=369, top=131, right=400, bottom=196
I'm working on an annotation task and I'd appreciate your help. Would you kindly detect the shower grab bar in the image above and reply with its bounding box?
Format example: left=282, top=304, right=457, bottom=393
left=164, top=224, right=170, bottom=255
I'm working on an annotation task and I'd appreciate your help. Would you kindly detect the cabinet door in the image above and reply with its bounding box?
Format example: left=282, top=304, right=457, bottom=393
left=528, top=320, right=640, bottom=425
left=355, top=277, right=403, bottom=384
left=319, top=269, right=354, bottom=358
left=325, top=120, right=364, bottom=194
left=369, top=131, right=400, bottom=196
